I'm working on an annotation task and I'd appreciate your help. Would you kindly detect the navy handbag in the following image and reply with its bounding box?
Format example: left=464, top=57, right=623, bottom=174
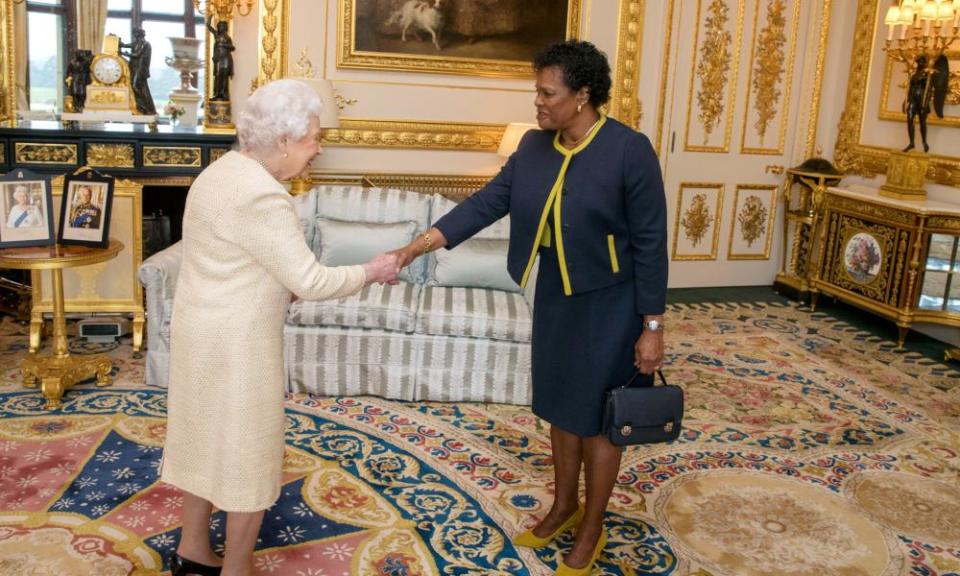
left=602, top=370, right=684, bottom=446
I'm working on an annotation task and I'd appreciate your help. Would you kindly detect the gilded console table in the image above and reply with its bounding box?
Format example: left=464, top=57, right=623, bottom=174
left=0, top=240, right=124, bottom=409
left=809, top=185, right=960, bottom=351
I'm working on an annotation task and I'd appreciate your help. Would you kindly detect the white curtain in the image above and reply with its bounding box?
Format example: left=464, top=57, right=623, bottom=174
left=76, top=0, right=108, bottom=53
left=14, top=0, right=27, bottom=112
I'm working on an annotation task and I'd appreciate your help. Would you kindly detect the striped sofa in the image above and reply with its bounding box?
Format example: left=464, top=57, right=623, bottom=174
left=139, top=185, right=534, bottom=405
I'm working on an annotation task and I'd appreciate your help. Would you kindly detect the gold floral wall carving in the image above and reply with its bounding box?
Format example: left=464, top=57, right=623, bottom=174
left=695, top=0, right=733, bottom=142
left=682, top=193, right=712, bottom=246
left=751, top=0, right=786, bottom=143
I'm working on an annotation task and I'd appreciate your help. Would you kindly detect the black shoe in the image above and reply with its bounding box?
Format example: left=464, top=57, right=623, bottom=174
left=169, top=552, right=222, bottom=576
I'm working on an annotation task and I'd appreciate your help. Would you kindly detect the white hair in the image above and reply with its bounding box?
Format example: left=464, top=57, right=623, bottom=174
left=236, top=78, right=324, bottom=154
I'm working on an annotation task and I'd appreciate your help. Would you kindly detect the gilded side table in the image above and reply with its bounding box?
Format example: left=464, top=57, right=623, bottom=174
left=0, top=239, right=123, bottom=409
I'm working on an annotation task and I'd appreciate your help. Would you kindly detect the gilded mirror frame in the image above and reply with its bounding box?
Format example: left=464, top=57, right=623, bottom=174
left=0, top=0, right=15, bottom=123
left=257, top=0, right=646, bottom=150
left=834, top=0, right=960, bottom=187
left=0, top=0, right=218, bottom=127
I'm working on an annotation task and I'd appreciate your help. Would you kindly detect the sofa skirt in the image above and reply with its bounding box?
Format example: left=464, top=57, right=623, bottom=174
left=284, top=325, right=532, bottom=405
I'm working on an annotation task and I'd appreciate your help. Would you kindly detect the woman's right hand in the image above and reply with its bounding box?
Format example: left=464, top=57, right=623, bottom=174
left=362, top=253, right=401, bottom=286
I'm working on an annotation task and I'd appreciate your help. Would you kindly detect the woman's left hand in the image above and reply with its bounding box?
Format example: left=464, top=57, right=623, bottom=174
left=634, top=329, right=664, bottom=374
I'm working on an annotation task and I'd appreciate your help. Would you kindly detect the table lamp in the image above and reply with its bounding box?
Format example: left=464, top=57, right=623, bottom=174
left=497, top=123, right=537, bottom=157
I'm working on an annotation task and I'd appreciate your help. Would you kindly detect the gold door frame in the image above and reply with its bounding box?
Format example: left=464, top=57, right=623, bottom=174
left=258, top=0, right=646, bottom=150
left=834, top=0, right=960, bottom=187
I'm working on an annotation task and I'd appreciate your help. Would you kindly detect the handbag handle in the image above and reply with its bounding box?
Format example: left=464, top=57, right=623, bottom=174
left=620, top=369, right=667, bottom=389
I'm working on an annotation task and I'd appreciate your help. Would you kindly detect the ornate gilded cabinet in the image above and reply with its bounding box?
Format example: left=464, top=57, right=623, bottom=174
left=810, top=185, right=960, bottom=350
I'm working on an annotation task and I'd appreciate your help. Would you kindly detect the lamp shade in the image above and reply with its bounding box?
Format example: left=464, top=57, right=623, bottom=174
left=300, top=78, right=340, bottom=129
left=497, top=122, right=537, bottom=157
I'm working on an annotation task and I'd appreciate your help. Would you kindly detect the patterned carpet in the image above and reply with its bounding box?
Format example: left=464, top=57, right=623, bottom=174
left=0, top=302, right=958, bottom=576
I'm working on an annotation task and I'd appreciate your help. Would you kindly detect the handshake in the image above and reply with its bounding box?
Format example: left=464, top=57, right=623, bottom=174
left=360, top=231, right=441, bottom=286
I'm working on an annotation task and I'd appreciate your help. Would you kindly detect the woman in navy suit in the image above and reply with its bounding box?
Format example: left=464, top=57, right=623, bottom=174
left=391, top=40, right=667, bottom=575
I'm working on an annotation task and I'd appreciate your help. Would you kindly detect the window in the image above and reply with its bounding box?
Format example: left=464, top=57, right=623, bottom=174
left=25, top=0, right=72, bottom=113
left=106, top=0, right=204, bottom=113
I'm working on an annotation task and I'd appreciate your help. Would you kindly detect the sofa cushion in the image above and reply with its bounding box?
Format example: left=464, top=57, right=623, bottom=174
left=416, top=286, right=531, bottom=343
left=315, top=185, right=431, bottom=281
left=287, top=281, right=421, bottom=333
left=430, top=195, right=511, bottom=240
left=430, top=237, right=520, bottom=292
left=316, top=218, right=418, bottom=283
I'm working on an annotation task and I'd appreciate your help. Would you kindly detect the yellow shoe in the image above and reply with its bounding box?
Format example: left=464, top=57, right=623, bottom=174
left=555, top=530, right=607, bottom=575
left=512, top=506, right=584, bottom=549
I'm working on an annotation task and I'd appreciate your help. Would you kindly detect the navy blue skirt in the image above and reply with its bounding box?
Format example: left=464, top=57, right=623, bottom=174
left=531, top=246, right=650, bottom=437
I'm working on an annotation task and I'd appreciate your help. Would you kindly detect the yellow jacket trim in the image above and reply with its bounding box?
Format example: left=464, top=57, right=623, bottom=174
left=519, top=116, right=607, bottom=294
left=607, top=234, right=620, bottom=273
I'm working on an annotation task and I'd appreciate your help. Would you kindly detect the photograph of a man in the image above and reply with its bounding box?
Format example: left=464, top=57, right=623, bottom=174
left=68, top=184, right=104, bottom=229
left=5, top=184, right=44, bottom=229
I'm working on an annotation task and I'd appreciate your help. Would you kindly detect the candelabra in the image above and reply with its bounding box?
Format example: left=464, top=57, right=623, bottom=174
left=884, top=0, right=959, bottom=64
left=192, top=0, right=254, bottom=20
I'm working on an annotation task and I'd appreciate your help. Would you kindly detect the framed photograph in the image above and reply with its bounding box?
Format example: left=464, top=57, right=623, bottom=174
left=58, top=171, right=114, bottom=248
left=0, top=169, right=55, bottom=248
left=672, top=182, right=724, bottom=261
left=338, top=0, right=582, bottom=78
left=727, top=184, right=777, bottom=260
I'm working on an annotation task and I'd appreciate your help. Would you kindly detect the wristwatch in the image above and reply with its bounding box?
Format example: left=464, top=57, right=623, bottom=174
left=643, top=319, right=663, bottom=332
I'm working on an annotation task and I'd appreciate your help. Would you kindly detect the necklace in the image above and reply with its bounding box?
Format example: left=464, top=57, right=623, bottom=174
left=248, top=153, right=275, bottom=179
left=561, top=116, right=602, bottom=149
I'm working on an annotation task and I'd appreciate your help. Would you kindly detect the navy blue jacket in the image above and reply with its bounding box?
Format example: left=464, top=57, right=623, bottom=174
left=434, top=117, right=668, bottom=316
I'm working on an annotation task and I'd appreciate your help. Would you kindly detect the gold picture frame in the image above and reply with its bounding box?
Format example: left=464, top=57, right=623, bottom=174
left=834, top=0, right=960, bottom=187
left=727, top=184, right=777, bottom=260
left=672, top=182, right=724, bottom=261
left=337, top=0, right=582, bottom=78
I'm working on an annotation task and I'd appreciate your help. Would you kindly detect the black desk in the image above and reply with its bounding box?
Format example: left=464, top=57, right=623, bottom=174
left=0, top=120, right=235, bottom=177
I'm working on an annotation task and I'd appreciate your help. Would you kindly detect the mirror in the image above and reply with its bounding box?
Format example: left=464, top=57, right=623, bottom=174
left=2, top=0, right=209, bottom=124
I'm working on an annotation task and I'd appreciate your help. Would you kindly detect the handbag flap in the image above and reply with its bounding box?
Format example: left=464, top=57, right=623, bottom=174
left=608, top=386, right=684, bottom=428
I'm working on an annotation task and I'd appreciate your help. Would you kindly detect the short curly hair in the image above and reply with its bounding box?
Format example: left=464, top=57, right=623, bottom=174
left=533, top=40, right=612, bottom=108
left=237, top=79, right=325, bottom=155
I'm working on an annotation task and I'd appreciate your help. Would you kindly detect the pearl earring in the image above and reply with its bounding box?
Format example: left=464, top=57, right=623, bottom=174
left=577, top=102, right=583, bottom=113
left=283, top=152, right=288, bottom=158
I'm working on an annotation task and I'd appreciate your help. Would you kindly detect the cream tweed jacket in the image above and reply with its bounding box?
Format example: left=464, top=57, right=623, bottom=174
left=160, top=151, right=366, bottom=512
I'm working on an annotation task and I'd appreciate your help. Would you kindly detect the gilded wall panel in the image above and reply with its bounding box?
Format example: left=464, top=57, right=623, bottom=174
left=684, top=0, right=745, bottom=153
left=739, top=0, right=801, bottom=155
left=673, top=182, right=724, bottom=260
left=727, top=184, right=777, bottom=259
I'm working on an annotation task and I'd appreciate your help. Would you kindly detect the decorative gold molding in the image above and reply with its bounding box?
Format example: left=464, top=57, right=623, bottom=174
left=727, top=184, right=778, bottom=260
left=210, top=147, right=230, bottom=162
left=610, top=0, right=646, bottom=130
left=322, top=119, right=504, bottom=152
left=804, top=0, right=832, bottom=158
left=672, top=181, right=724, bottom=260
left=14, top=143, right=78, bottom=165
left=834, top=0, right=960, bottom=187
left=310, top=171, right=491, bottom=201
left=337, top=0, right=583, bottom=78
left=257, top=0, right=289, bottom=87
left=740, top=0, right=800, bottom=155
left=85, top=143, right=135, bottom=168
left=655, top=0, right=677, bottom=156
left=0, top=142, right=5, bottom=163
left=142, top=146, right=202, bottom=168
left=685, top=0, right=745, bottom=153
left=0, top=0, right=13, bottom=123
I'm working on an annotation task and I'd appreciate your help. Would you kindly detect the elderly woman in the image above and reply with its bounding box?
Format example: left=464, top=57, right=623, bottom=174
left=161, top=79, right=398, bottom=576
left=6, top=185, right=43, bottom=228
left=391, top=41, right=667, bottom=575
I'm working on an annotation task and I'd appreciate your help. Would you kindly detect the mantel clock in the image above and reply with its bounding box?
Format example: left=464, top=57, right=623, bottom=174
left=86, top=35, right=137, bottom=114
